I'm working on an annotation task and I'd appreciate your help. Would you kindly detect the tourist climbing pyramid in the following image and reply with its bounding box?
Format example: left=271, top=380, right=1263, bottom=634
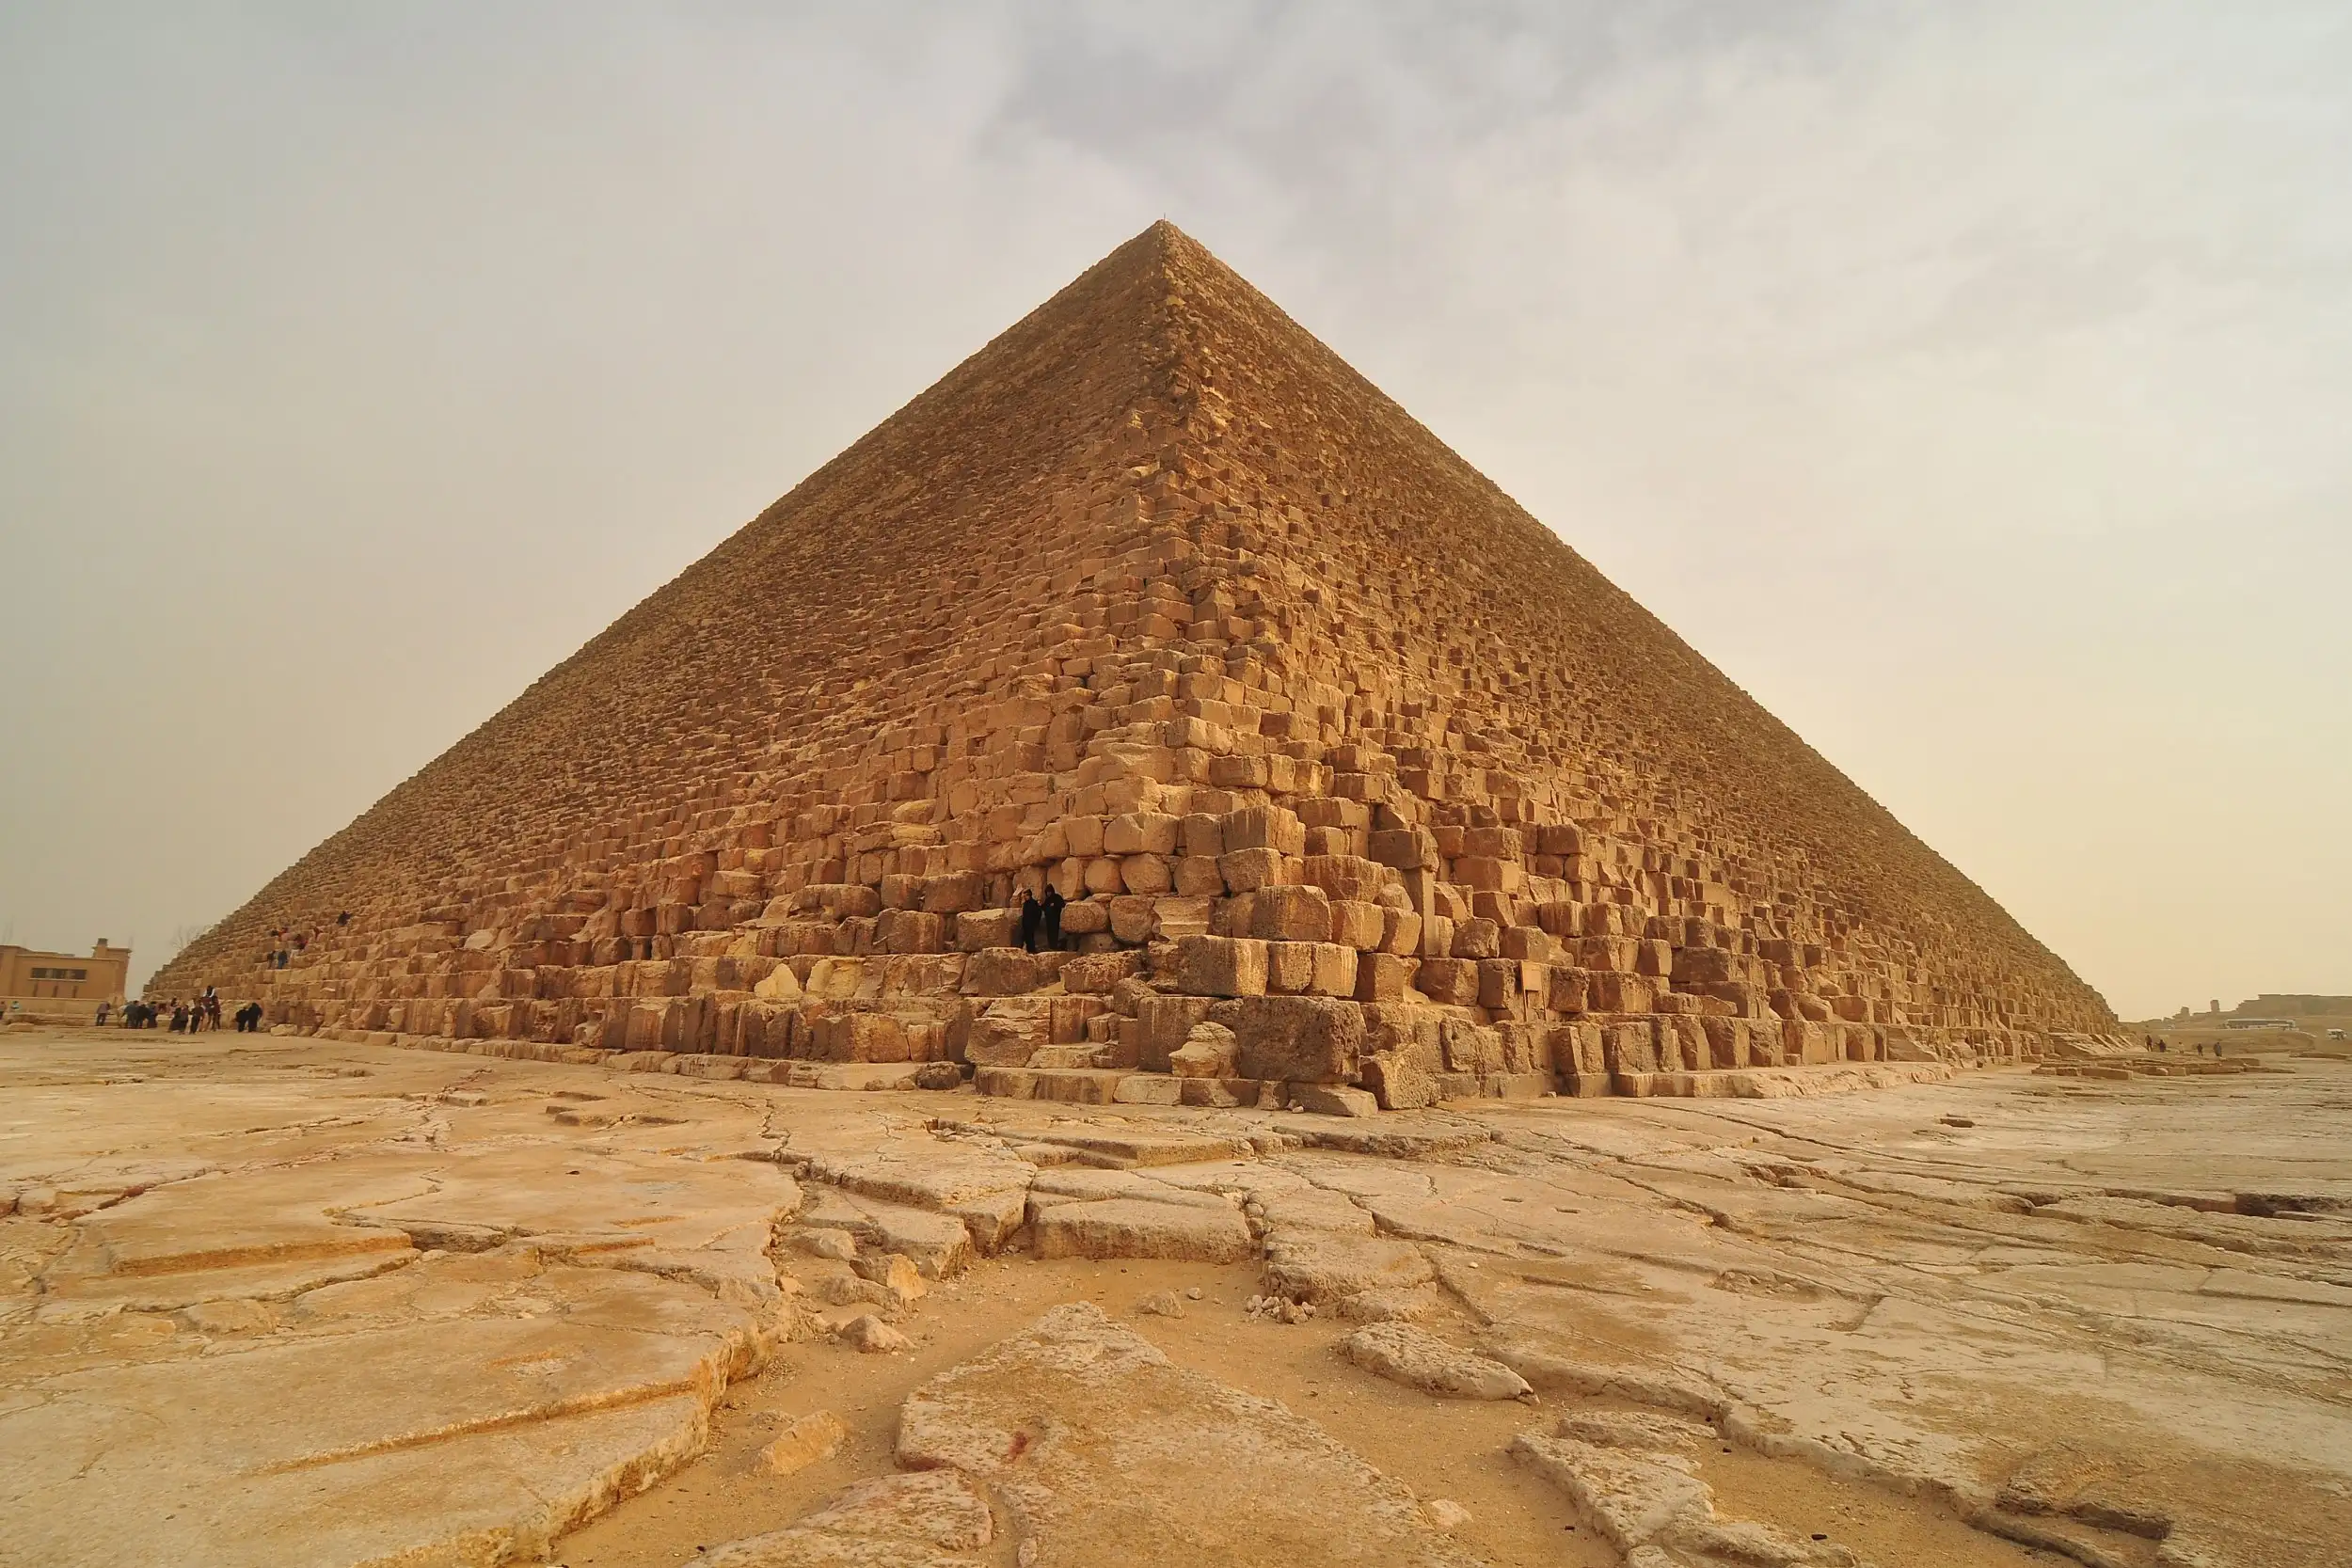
left=153, top=221, right=2119, bottom=1106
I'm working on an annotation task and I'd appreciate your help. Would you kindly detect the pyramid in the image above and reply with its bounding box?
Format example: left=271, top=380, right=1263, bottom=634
left=152, top=222, right=2117, bottom=1106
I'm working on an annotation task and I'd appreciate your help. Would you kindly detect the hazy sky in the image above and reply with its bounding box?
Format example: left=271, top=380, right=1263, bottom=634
left=4, top=3, right=2346, bottom=1019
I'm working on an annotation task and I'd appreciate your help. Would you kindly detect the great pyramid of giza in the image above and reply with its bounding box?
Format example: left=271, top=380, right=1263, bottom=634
left=152, top=222, right=2118, bottom=1106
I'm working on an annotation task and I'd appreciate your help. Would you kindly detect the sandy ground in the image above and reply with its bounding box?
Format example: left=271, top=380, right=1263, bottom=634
left=3, top=1025, right=2348, bottom=1568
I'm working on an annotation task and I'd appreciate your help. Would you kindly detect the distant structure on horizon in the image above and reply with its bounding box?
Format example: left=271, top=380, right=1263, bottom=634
left=0, top=941, right=131, bottom=1023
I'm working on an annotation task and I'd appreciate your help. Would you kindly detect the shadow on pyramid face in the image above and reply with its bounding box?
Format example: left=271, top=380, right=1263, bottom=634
left=150, top=222, right=2122, bottom=1107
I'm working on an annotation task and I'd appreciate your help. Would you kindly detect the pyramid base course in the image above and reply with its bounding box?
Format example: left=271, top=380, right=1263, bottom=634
left=262, top=888, right=2125, bottom=1115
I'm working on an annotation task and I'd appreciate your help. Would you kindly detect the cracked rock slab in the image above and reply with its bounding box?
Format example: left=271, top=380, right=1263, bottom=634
left=1031, top=1197, right=1255, bottom=1262
left=882, top=1302, right=1488, bottom=1565
left=1338, top=1323, right=1533, bottom=1401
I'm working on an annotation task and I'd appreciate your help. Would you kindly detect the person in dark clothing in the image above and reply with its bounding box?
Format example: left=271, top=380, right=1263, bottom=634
left=1040, top=886, right=1067, bottom=951
left=1014, top=890, right=1041, bottom=953
left=169, top=1002, right=188, bottom=1033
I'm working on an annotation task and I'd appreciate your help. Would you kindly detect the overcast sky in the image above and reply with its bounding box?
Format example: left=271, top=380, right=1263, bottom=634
left=4, top=3, right=2346, bottom=1018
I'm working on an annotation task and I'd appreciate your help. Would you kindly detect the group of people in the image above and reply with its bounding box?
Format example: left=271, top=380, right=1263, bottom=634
left=109, top=989, right=268, bottom=1033
left=262, top=911, right=352, bottom=970
left=1010, top=886, right=1070, bottom=953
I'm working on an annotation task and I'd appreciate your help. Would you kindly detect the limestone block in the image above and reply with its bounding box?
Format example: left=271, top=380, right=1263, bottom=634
left=1363, top=1051, right=1438, bottom=1110
left=1309, top=943, right=1359, bottom=998
left=1602, top=1021, right=1660, bottom=1074
left=876, top=910, right=944, bottom=956
left=1785, top=1018, right=1835, bottom=1064
left=1368, top=827, right=1439, bottom=870
left=1135, top=993, right=1217, bottom=1071
left=1033, top=1198, right=1254, bottom=1262
left=1152, top=895, right=1215, bottom=941
left=1673, top=946, right=1740, bottom=987
left=1170, top=935, right=1267, bottom=998
left=1065, top=816, right=1107, bottom=857
left=1546, top=965, right=1590, bottom=1014
left=1058, top=898, right=1110, bottom=937
left=1051, top=995, right=1104, bottom=1045
left=1173, top=856, right=1226, bottom=896
left=1104, top=812, right=1181, bottom=856
left=1119, top=854, right=1173, bottom=895
left=1265, top=942, right=1315, bottom=995
left=1501, top=927, right=1557, bottom=963
left=1216, top=847, right=1286, bottom=893
left=1330, top=900, right=1386, bottom=950
left=1354, top=953, right=1418, bottom=1004
left=814, top=1012, right=909, bottom=1064
left=1301, top=854, right=1388, bottom=903
left=1083, top=857, right=1125, bottom=895
left=1251, top=884, right=1332, bottom=942
left=1168, top=1022, right=1239, bottom=1078
left=1451, top=919, right=1501, bottom=959
left=1592, top=973, right=1653, bottom=1012
left=919, top=873, right=986, bottom=916
left=1221, top=804, right=1306, bottom=857
left=1212, top=994, right=1365, bottom=1083
left=1380, top=908, right=1423, bottom=957
left=1289, top=1084, right=1378, bottom=1117
left=1454, top=857, right=1523, bottom=894
left=1176, top=1076, right=1260, bottom=1108
left=1441, top=1017, right=1503, bottom=1074
left=1111, top=1073, right=1183, bottom=1104
left=1476, top=959, right=1519, bottom=1010
left=1180, top=813, right=1225, bottom=858
left=961, top=948, right=1039, bottom=997
left=1579, top=936, right=1639, bottom=973
left=1414, top=958, right=1476, bottom=1006
left=966, top=998, right=1053, bottom=1067
left=1061, top=950, right=1142, bottom=994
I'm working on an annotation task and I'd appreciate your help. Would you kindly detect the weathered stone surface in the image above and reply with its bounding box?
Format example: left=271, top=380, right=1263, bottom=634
left=1167, top=1021, right=1239, bottom=1078
left=758, top=1410, right=850, bottom=1477
left=705, top=1470, right=995, bottom=1566
left=888, top=1305, right=1486, bottom=1565
left=1263, top=1231, right=1437, bottom=1306
left=1212, top=994, right=1365, bottom=1084
left=9, top=1030, right=2352, bottom=1568
left=1032, top=1197, right=1254, bottom=1262
left=1341, top=1324, right=1533, bottom=1401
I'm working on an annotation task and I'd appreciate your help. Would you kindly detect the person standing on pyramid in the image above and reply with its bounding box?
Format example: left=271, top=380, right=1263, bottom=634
left=1014, top=888, right=1041, bottom=953
left=1040, top=885, right=1066, bottom=952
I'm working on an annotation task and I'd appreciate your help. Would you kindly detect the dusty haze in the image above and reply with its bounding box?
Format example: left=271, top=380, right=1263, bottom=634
left=3, top=3, right=2346, bottom=1017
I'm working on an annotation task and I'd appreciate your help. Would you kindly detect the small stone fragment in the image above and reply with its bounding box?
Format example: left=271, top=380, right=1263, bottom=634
left=795, top=1227, right=859, bottom=1262
left=1135, top=1289, right=1185, bottom=1319
left=1341, top=1323, right=1533, bottom=1400
left=758, top=1410, right=848, bottom=1476
left=1425, top=1498, right=1470, bottom=1531
left=851, top=1250, right=929, bottom=1307
left=837, top=1314, right=911, bottom=1354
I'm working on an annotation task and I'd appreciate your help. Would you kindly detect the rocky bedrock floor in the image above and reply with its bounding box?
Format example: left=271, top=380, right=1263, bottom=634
left=3, top=1027, right=2348, bottom=1568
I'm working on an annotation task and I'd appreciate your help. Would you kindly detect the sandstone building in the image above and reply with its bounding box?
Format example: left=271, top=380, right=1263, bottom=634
left=151, top=223, right=2118, bottom=1107
left=3, top=940, right=131, bottom=1022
